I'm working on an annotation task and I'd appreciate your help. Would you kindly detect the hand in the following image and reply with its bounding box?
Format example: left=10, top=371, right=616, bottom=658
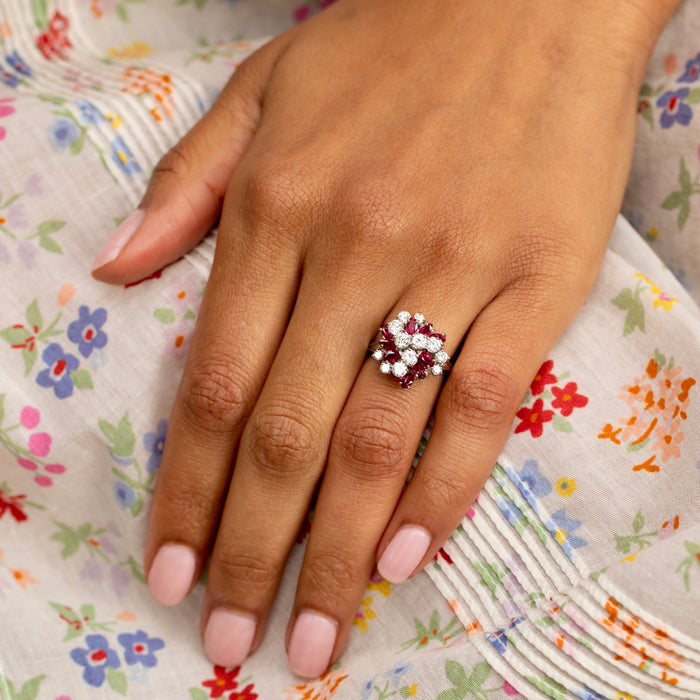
left=92, top=0, right=676, bottom=678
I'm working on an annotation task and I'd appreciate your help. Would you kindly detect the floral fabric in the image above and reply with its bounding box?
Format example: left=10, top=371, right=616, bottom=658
left=0, top=1, right=699, bottom=699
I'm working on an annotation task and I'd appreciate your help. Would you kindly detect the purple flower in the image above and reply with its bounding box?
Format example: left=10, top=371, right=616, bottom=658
left=114, top=481, right=136, bottom=509
left=17, top=240, right=36, bottom=269
left=70, top=635, right=120, bottom=687
left=111, top=136, right=141, bottom=176
left=383, top=661, right=413, bottom=687
left=5, top=51, right=32, bottom=77
left=117, top=630, right=164, bottom=667
left=80, top=558, right=103, bottom=583
left=75, top=99, right=105, bottom=125
left=48, top=118, right=81, bottom=150
left=36, top=343, right=79, bottom=399
left=546, top=509, right=588, bottom=560
left=143, top=419, right=167, bottom=473
left=678, top=51, right=700, bottom=83
left=67, top=305, right=107, bottom=358
left=111, top=565, right=131, bottom=598
left=498, top=497, right=523, bottom=527
left=0, top=69, right=19, bottom=88
left=507, top=459, right=552, bottom=508
left=657, top=89, right=693, bottom=128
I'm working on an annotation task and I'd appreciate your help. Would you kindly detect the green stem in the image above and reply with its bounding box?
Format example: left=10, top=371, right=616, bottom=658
left=0, top=225, right=16, bottom=240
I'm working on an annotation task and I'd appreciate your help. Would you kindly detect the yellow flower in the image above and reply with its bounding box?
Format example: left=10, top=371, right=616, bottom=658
left=108, top=42, right=152, bottom=60
left=555, top=477, right=577, bottom=497
left=367, top=576, right=391, bottom=598
left=105, top=112, right=123, bottom=129
left=620, top=552, right=639, bottom=563
left=615, top=692, right=633, bottom=700
left=406, top=683, right=418, bottom=696
left=652, top=293, right=677, bottom=311
left=353, top=596, right=376, bottom=634
left=649, top=226, right=658, bottom=240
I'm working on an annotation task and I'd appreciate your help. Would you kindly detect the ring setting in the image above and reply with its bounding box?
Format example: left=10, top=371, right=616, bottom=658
left=371, top=311, right=450, bottom=388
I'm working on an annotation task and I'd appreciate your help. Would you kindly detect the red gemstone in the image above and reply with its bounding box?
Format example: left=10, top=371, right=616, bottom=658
left=419, top=351, right=434, bottom=367
left=380, top=339, right=396, bottom=352
left=414, top=366, right=427, bottom=380
left=406, top=318, right=418, bottom=335
left=400, top=373, right=414, bottom=388
left=384, top=351, right=399, bottom=364
left=381, top=324, right=392, bottom=340
left=430, top=332, right=446, bottom=342
left=419, top=325, right=431, bottom=335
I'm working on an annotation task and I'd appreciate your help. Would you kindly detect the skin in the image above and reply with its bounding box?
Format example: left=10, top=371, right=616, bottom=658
left=92, top=0, right=682, bottom=678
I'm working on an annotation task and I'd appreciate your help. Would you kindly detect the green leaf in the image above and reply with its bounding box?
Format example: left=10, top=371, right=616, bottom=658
left=686, top=88, right=700, bottom=104
left=537, top=616, right=555, bottom=628
left=69, top=131, right=85, bottom=156
left=18, top=674, right=46, bottom=700
left=124, top=555, right=146, bottom=583
left=38, top=234, right=63, bottom=254
left=668, top=355, right=675, bottom=371
left=50, top=528, right=80, bottom=559
left=684, top=540, right=700, bottom=557
left=189, top=690, right=209, bottom=700
left=623, top=297, right=645, bottom=336
left=25, top=299, right=42, bottom=331
left=130, top=497, right=143, bottom=518
left=552, top=415, right=573, bottom=433
left=49, top=601, right=82, bottom=624
left=37, top=220, right=66, bottom=236
left=154, top=307, right=176, bottom=324
left=116, top=4, right=129, bottom=21
left=99, top=413, right=136, bottom=457
left=632, top=509, right=644, bottom=534
left=31, top=0, right=49, bottom=30
left=525, top=675, right=567, bottom=700
left=70, top=368, right=94, bottom=390
left=183, top=309, right=196, bottom=320
left=0, top=677, right=19, bottom=700
left=614, top=534, right=632, bottom=555
left=679, top=158, right=691, bottom=191
left=76, top=523, right=93, bottom=539
left=21, top=347, right=37, bottom=376
left=467, top=661, right=491, bottom=689
left=661, top=190, right=685, bottom=210
left=654, top=349, right=666, bottom=368
left=0, top=326, right=31, bottom=345
left=640, top=105, right=655, bottom=130
left=626, top=436, right=650, bottom=452
left=639, top=83, right=653, bottom=97
left=445, top=660, right=468, bottom=689
left=79, top=604, right=96, bottom=621
left=106, top=668, right=127, bottom=696
left=678, top=201, right=691, bottom=230
left=428, top=609, right=440, bottom=633
left=611, top=288, right=633, bottom=310
left=436, top=691, right=459, bottom=700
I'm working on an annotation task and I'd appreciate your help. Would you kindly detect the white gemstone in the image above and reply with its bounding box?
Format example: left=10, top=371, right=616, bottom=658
left=436, top=350, right=449, bottom=365
left=373, top=349, right=384, bottom=361
left=414, top=312, right=425, bottom=324
left=431, top=365, right=443, bottom=375
left=388, top=319, right=403, bottom=335
left=395, top=332, right=411, bottom=349
left=397, top=310, right=411, bottom=323
left=401, top=349, right=418, bottom=366
left=427, top=337, right=442, bottom=353
left=392, top=361, right=408, bottom=378
left=411, top=334, right=427, bottom=350
left=380, top=361, right=392, bottom=374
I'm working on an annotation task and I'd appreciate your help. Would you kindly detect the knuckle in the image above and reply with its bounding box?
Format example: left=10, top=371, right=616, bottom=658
left=416, top=469, right=469, bottom=516
left=212, top=550, right=279, bottom=590
left=180, top=354, right=251, bottom=434
left=152, top=143, right=193, bottom=184
left=444, top=364, right=518, bottom=432
left=243, top=407, right=320, bottom=480
left=155, top=482, right=218, bottom=534
left=305, top=551, right=361, bottom=598
left=332, top=406, right=413, bottom=480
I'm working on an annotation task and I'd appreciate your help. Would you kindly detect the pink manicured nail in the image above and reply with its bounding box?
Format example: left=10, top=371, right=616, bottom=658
left=91, top=209, right=145, bottom=271
left=288, top=610, right=337, bottom=678
left=147, top=544, right=196, bottom=606
left=377, top=525, right=431, bottom=584
left=204, top=609, right=256, bottom=667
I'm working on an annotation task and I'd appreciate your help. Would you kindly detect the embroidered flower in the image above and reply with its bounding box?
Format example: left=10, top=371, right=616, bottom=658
left=114, top=481, right=136, bottom=509
left=508, top=459, right=552, bottom=503
left=678, top=51, right=700, bottom=82
left=74, top=99, right=105, bottom=125
left=10, top=567, right=38, bottom=589
left=529, top=359, right=557, bottom=396
left=555, top=477, right=577, bottom=497
left=487, top=629, right=508, bottom=654
left=0, top=70, right=19, bottom=88
left=143, top=418, right=167, bottom=473
left=70, top=634, right=120, bottom=687
left=514, top=399, right=554, bottom=438
left=354, top=596, right=376, bottom=633
left=35, top=343, right=79, bottom=399
left=67, top=305, right=108, bottom=358
left=656, top=88, right=693, bottom=128
left=202, top=666, right=242, bottom=698
left=498, top=497, right=523, bottom=526
left=117, top=630, right=164, bottom=667
left=551, top=382, right=588, bottom=417
left=5, top=50, right=31, bottom=77
left=111, top=135, right=141, bottom=175
left=651, top=421, right=684, bottom=462
left=383, top=661, right=413, bottom=687
left=48, top=118, right=81, bottom=151
left=0, top=489, right=28, bottom=522
left=546, top=509, right=588, bottom=559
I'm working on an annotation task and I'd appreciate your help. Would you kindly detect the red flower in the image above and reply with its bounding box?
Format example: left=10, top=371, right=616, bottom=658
left=550, top=381, right=588, bottom=417
left=434, top=547, right=453, bottom=565
left=229, top=684, right=257, bottom=700
left=202, top=666, right=240, bottom=698
left=529, top=360, right=557, bottom=395
left=0, top=489, right=28, bottom=522
left=514, top=399, right=554, bottom=438
left=35, top=11, right=72, bottom=61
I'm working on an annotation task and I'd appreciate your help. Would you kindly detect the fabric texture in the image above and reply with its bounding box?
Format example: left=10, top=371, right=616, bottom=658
left=0, top=1, right=699, bottom=698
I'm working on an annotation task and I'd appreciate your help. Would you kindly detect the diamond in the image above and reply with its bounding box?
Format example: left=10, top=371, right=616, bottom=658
left=380, top=362, right=392, bottom=374
left=372, top=349, right=384, bottom=361
left=397, top=310, right=411, bottom=323
left=426, top=337, right=442, bottom=353
left=431, top=365, right=443, bottom=375
left=414, top=312, right=425, bottom=324
left=411, top=334, right=427, bottom=350
left=392, top=361, right=408, bottom=378
left=401, top=348, right=418, bottom=366
left=394, top=332, right=411, bottom=349
left=435, top=350, right=449, bottom=365
left=388, top=319, right=403, bottom=335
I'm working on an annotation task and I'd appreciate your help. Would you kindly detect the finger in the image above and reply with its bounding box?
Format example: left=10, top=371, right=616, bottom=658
left=198, top=280, right=397, bottom=670
left=376, top=280, right=589, bottom=584
left=285, top=303, right=480, bottom=678
left=91, top=34, right=292, bottom=284
left=142, top=190, right=303, bottom=609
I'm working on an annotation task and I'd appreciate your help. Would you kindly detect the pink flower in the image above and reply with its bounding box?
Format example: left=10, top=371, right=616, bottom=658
left=651, top=421, right=684, bottom=462
left=17, top=458, right=38, bottom=471
left=45, top=463, right=66, bottom=474
left=34, top=475, right=53, bottom=487
left=20, top=405, right=40, bottom=429
left=28, top=432, right=52, bottom=457
left=0, top=98, right=15, bottom=118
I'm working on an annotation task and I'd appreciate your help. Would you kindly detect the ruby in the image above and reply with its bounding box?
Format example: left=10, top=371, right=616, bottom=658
left=384, top=351, right=399, bottom=364
left=419, top=352, right=434, bottom=367
left=53, top=359, right=66, bottom=376
left=90, top=649, right=107, bottom=663
left=406, top=318, right=418, bottom=335
left=414, top=366, right=427, bottom=380
left=430, top=332, right=446, bottom=342
left=381, top=324, right=392, bottom=340
left=400, top=373, right=414, bottom=388
left=380, top=340, right=396, bottom=353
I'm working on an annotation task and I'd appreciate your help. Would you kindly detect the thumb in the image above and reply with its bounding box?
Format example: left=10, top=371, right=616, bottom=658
left=91, top=34, right=290, bottom=284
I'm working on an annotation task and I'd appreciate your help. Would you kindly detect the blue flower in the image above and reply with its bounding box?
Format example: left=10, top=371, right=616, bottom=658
left=143, top=418, right=167, bottom=473
left=5, top=51, right=32, bottom=77
left=360, top=675, right=378, bottom=700
left=657, top=89, right=692, bottom=129
left=575, top=687, right=609, bottom=700
left=67, top=305, right=108, bottom=358
left=48, top=118, right=81, bottom=150
left=498, top=497, right=523, bottom=527
left=678, top=51, right=700, bottom=83
left=487, top=628, right=508, bottom=654
left=507, top=459, right=551, bottom=508
left=546, top=509, right=588, bottom=560
left=111, top=136, right=141, bottom=176
left=70, top=634, right=120, bottom=687
left=0, top=69, right=19, bottom=88
left=114, top=481, right=136, bottom=509
left=383, top=660, right=413, bottom=687
left=117, top=630, right=164, bottom=667
left=75, top=99, right=105, bottom=125
left=36, top=343, right=80, bottom=399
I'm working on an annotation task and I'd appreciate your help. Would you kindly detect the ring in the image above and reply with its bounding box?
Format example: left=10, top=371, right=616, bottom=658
left=371, top=311, right=450, bottom=388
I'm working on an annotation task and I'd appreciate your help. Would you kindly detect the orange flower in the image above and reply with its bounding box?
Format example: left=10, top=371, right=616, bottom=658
left=598, top=423, right=621, bottom=444
left=633, top=455, right=661, bottom=473
left=284, top=669, right=349, bottom=700
left=651, top=420, right=683, bottom=462
left=10, top=568, right=38, bottom=589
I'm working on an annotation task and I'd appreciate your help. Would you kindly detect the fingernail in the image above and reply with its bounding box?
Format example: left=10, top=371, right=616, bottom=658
left=92, top=209, right=145, bottom=271
left=204, top=609, right=256, bottom=667
left=288, top=610, right=337, bottom=678
left=147, top=543, right=196, bottom=606
left=377, top=525, right=431, bottom=584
